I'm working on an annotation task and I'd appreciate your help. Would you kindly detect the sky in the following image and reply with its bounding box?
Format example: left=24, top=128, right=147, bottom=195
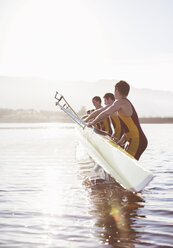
left=0, top=0, right=173, bottom=92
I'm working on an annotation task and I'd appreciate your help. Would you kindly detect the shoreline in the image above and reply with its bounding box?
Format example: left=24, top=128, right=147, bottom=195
left=139, top=117, right=173, bottom=124
left=0, top=108, right=173, bottom=124
left=0, top=118, right=173, bottom=124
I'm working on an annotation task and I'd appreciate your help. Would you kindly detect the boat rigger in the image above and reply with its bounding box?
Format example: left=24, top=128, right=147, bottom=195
left=55, top=92, right=154, bottom=192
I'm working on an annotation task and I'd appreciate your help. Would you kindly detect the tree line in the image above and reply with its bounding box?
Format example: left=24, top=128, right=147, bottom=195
left=0, top=108, right=172, bottom=123
left=0, top=108, right=86, bottom=123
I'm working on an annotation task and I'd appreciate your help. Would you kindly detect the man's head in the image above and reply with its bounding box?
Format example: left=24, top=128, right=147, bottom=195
left=115, top=80, right=130, bottom=99
left=92, top=96, right=102, bottom=109
left=103, top=93, right=115, bottom=105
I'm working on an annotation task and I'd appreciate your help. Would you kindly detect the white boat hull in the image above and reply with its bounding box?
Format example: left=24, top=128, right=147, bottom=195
left=77, top=126, right=154, bottom=192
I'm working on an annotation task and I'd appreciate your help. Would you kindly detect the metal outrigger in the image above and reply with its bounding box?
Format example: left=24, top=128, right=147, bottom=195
left=54, top=92, right=87, bottom=129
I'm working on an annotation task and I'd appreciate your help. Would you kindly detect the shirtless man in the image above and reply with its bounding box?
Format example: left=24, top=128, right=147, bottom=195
left=87, top=81, right=148, bottom=160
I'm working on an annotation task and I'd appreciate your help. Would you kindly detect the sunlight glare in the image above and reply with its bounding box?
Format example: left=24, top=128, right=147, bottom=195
left=3, top=0, right=105, bottom=80
left=41, top=167, right=65, bottom=216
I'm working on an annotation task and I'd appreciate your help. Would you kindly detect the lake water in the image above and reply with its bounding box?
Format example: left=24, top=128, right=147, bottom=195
left=0, top=123, right=172, bottom=248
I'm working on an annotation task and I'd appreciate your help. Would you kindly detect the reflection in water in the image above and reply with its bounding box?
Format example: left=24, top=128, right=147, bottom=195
left=1, top=124, right=173, bottom=247
left=84, top=178, right=145, bottom=248
left=76, top=142, right=146, bottom=247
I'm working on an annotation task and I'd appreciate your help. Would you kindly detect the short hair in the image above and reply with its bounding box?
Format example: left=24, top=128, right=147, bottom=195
left=87, top=109, right=94, bottom=114
left=115, top=80, right=130, bottom=96
left=103, top=93, right=115, bottom=101
left=92, top=96, right=101, bottom=103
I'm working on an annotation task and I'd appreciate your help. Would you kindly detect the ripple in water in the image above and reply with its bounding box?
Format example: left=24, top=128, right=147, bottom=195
left=0, top=123, right=172, bottom=248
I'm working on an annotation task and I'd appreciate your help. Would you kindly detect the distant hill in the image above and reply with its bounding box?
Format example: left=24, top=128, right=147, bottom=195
left=0, top=76, right=173, bottom=117
left=0, top=108, right=173, bottom=123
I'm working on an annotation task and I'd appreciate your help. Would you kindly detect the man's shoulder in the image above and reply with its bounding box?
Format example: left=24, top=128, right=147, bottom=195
left=117, top=98, right=129, bottom=105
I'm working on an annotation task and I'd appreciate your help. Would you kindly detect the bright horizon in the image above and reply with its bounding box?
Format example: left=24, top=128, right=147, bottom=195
left=0, top=0, right=173, bottom=92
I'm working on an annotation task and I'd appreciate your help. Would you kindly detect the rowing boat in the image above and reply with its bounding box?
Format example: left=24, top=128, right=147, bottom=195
left=77, top=126, right=154, bottom=192
left=55, top=92, right=154, bottom=193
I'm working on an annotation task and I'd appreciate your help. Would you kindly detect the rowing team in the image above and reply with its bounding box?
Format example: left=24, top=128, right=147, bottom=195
left=82, top=80, right=148, bottom=161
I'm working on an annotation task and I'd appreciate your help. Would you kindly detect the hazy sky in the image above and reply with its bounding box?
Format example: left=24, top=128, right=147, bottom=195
left=0, top=0, right=173, bottom=91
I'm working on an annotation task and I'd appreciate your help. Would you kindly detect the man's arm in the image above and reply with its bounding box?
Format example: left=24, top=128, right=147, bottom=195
left=84, top=105, right=109, bottom=122
left=88, top=101, right=120, bottom=126
left=81, top=114, right=88, bottom=120
left=117, top=134, right=126, bottom=146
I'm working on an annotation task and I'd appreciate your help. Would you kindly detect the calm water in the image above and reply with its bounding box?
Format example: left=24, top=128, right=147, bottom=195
left=0, top=123, right=172, bottom=248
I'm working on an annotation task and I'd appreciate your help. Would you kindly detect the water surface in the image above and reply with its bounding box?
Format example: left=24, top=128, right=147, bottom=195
left=0, top=123, right=172, bottom=248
